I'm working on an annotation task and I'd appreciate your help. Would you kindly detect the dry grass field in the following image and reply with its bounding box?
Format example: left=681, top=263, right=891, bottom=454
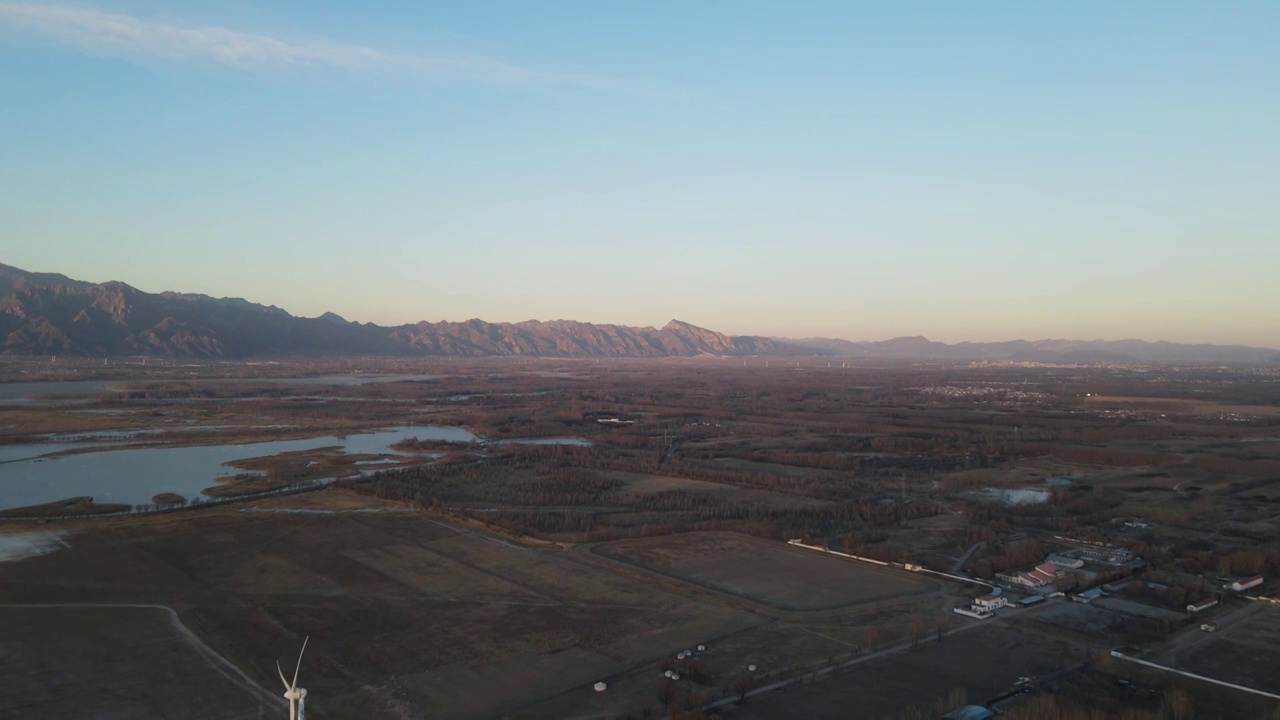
left=1085, top=396, right=1280, bottom=417
left=595, top=533, right=937, bottom=611
left=0, top=489, right=769, bottom=720
left=1174, top=605, right=1280, bottom=693
left=608, top=470, right=829, bottom=508
left=6, top=358, right=1280, bottom=718
left=0, top=605, right=279, bottom=719
left=726, top=622, right=1074, bottom=720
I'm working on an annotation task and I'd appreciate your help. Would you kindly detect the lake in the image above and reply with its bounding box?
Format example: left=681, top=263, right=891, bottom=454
left=0, top=425, right=591, bottom=512
left=0, top=425, right=477, bottom=511
left=982, top=487, right=1051, bottom=505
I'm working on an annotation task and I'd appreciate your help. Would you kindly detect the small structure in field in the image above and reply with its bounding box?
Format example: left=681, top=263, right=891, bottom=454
left=593, top=681, right=607, bottom=692
left=1072, top=587, right=1106, bottom=603
left=944, top=705, right=994, bottom=720
left=1201, top=622, right=1217, bottom=632
left=1187, top=598, right=1218, bottom=614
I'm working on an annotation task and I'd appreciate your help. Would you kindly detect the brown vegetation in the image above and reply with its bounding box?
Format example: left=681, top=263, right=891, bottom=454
left=4, top=356, right=1280, bottom=718
left=0, top=496, right=130, bottom=518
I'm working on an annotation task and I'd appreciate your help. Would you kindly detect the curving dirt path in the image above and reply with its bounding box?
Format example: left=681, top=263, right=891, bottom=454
left=0, top=602, right=285, bottom=710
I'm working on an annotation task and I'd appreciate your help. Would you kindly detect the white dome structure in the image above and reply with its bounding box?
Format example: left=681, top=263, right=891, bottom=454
left=593, top=682, right=607, bottom=692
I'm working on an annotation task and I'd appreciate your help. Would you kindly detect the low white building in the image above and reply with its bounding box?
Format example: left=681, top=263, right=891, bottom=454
left=1187, top=598, right=1218, bottom=614
left=973, top=594, right=1008, bottom=611
left=1045, top=554, right=1084, bottom=570
left=1228, top=575, right=1263, bottom=592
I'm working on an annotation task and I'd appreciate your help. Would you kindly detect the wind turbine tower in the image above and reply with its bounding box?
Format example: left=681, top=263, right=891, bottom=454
left=278, top=637, right=310, bottom=720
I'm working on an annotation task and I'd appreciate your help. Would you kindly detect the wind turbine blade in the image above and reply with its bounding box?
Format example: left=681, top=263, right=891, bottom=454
left=277, top=660, right=290, bottom=690
left=292, top=636, right=309, bottom=688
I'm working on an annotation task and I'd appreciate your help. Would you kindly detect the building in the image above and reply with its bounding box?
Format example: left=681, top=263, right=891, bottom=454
left=944, top=706, right=995, bottom=720
left=1228, top=575, right=1264, bottom=592
left=1019, top=595, right=1046, bottom=607
left=1187, top=598, right=1218, bottom=614
left=1103, top=579, right=1134, bottom=593
left=973, top=594, right=1008, bottom=612
left=998, top=562, right=1062, bottom=588
left=1075, top=546, right=1134, bottom=565
left=956, top=592, right=1005, bottom=618
left=1201, top=622, right=1218, bottom=632
left=1045, top=553, right=1084, bottom=570
left=1071, top=587, right=1106, bottom=603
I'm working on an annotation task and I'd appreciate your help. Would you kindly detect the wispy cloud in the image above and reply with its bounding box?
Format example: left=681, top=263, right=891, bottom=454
left=0, top=2, right=610, bottom=88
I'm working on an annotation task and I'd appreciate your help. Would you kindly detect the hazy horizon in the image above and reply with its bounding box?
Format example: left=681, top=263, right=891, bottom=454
left=4, top=259, right=1277, bottom=352
left=3, top=2, right=1278, bottom=347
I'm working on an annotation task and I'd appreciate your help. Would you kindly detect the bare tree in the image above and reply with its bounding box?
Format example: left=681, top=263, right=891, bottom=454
left=735, top=675, right=754, bottom=702
left=909, top=615, right=925, bottom=646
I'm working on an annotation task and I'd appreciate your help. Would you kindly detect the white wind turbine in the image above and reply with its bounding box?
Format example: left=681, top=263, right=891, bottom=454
left=277, top=636, right=310, bottom=720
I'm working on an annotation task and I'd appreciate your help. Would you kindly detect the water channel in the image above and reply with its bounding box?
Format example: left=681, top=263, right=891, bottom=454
left=0, top=425, right=587, bottom=511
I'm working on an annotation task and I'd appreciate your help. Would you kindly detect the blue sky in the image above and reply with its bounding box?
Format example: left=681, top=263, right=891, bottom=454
left=2, top=1, right=1278, bottom=346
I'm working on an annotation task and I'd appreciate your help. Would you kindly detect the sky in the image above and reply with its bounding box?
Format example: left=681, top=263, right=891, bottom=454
left=2, top=1, right=1278, bottom=347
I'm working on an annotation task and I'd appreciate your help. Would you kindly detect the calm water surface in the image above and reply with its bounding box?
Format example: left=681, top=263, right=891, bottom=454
left=982, top=487, right=1051, bottom=505
left=0, top=425, right=477, bottom=511
left=273, top=374, right=441, bottom=386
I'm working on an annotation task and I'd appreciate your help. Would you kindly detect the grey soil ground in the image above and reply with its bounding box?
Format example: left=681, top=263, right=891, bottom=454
left=726, top=622, right=1075, bottom=720
left=0, top=606, right=278, bottom=720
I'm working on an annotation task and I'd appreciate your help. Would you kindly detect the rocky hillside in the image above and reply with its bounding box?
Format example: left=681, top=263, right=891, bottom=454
left=0, top=264, right=791, bottom=358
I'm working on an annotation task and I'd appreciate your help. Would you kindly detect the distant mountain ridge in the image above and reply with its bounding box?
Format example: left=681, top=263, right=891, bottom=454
left=784, top=335, right=1280, bottom=365
left=0, top=263, right=789, bottom=358
left=1, top=263, right=1276, bottom=363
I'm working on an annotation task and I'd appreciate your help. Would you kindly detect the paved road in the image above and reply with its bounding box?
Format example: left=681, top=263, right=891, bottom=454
left=951, top=541, right=984, bottom=575
left=660, top=438, right=681, bottom=464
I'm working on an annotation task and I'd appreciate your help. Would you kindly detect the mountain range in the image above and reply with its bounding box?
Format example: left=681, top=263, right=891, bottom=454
left=2, top=263, right=1277, bottom=364
left=0, top=263, right=783, bottom=358
left=788, top=335, right=1280, bottom=365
